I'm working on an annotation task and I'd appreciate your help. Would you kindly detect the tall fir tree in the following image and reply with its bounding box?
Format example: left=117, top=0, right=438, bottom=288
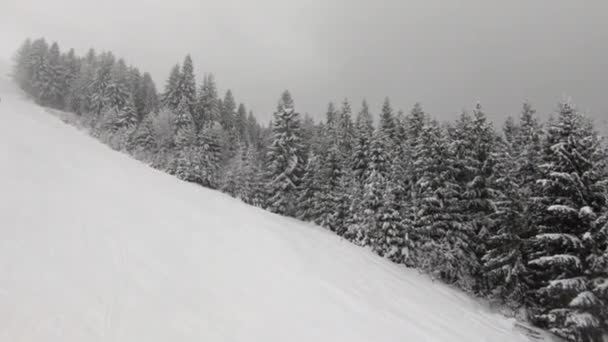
left=162, top=64, right=181, bottom=110
left=352, top=100, right=374, bottom=182
left=196, top=73, right=219, bottom=129
left=265, top=90, right=305, bottom=216
left=528, top=101, right=608, bottom=341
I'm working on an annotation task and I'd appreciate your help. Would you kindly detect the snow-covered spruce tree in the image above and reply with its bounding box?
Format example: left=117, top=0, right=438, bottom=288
left=24, top=38, right=51, bottom=103
left=357, top=168, right=387, bottom=248
left=141, top=72, right=159, bottom=116
left=172, top=98, right=197, bottom=181
left=104, top=58, right=130, bottom=112
left=445, top=104, right=499, bottom=292
left=179, top=55, right=196, bottom=115
left=264, top=90, right=305, bottom=216
left=60, top=48, right=81, bottom=109
left=127, top=67, right=143, bottom=117
left=241, top=145, right=266, bottom=207
left=161, top=64, right=181, bottom=110
left=336, top=99, right=355, bottom=158
left=195, top=121, right=224, bottom=189
left=66, top=56, right=95, bottom=115
left=527, top=101, right=608, bottom=342
left=351, top=100, right=375, bottom=183
left=89, top=52, right=115, bottom=116
left=412, top=118, right=475, bottom=287
left=483, top=102, right=544, bottom=309
left=37, top=42, right=67, bottom=109
left=220, top=89, right=236, bottom=132
left=235, top=103, right=248, bottom=144
left=221, top=142, right=247, bottom=198
left=296, top=151, right=324, bottom=222
left=379, top=97, right=398, bottom=143
left=315, top=144, right=345, bottom=232
left=129, top=113, right=157, bottom=159
left=196, top=74, right=220, bottom=129
left=354, top=129, right=391, bottom=248
left=12, top=38, right=33, bottom=91
left=246, top=110, right=262, bottom=149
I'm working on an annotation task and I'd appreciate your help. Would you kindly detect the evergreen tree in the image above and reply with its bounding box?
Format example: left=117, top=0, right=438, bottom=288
left=483, top=102, right=543, bottom=308
left=105, top=59, right=130, bottom=111
left=130, top=114, right=157, bottom=152
left=235, top=103, right=248, bottom=143
left=196, top=122, right=224, bottom=188
left=196, top=73, right=219, bottom=129
left=220, top=90, right=236, bottom=132
left=315, top=145, right=345, bottom=231
left=12, top=38, right=32, bottom=91
left=246, top=110, right=262, bottom=148
left=265, top=90, right=305, bottom=216
left=379, top=97, right=397, bottom=142
left=89, top=52, right=115, bottom=115
left=179, top=55, right=196, bottom=113
left=116, top=96, right=139, bottom=129
left=141, top=72, right=159, bottom=116
left=413, top=119, right=474, bottom=287
left=296, top=151, right=324, bottom=222
left=336, top=98, right=355, bottom=158
left=174, top=97, right=195, bottom=148
left=528, top=101, right=608, bottom=341
left=162, top=64, right=181, bottom=110
left=352, top=100, right=374, bottom=182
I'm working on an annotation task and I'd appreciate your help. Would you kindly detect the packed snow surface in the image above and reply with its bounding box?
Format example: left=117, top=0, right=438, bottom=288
left=0, top=65, right=535, bottom=341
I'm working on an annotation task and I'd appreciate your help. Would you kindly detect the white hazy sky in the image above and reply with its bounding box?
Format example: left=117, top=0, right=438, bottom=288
left=1, top=0, right=607, bottom=126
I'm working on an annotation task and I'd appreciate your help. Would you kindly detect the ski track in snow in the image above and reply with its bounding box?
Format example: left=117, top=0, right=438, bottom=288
left=0, top=62, right=542, bottom=342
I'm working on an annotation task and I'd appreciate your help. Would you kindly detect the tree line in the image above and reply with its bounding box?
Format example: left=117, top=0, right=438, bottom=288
left=12, top=37, right=608, bottom=342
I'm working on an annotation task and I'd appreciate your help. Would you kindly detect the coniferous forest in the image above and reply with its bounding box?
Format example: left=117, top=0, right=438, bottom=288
left=12, top=38, right=608, bottom=342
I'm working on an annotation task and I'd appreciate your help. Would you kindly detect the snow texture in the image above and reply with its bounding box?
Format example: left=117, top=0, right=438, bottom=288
left=0, top=63, right=543, bottom=341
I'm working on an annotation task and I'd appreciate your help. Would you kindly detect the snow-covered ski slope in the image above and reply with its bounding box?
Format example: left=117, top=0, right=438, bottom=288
left=0, top=64, right=542, bottom=342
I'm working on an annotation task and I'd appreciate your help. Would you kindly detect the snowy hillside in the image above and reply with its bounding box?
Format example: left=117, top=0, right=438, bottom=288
left=0, top=67, right=544, bottom=341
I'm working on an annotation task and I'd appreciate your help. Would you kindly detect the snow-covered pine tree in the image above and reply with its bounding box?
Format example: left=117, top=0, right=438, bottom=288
left=179, top=55, right=196, bottom=114
left=104, top=59, right=130, bottom=111
left=265, top=90, right=305, bottom=216
left=174, top=97, right=195, bottom=147
left=12, top=38, right=33, bottom=91
left=66, top=56, right=95, bottom=115
left=413, top=118, right=474, bottom=286
left=220, top=90, right=236, bottom=132
left=241, top=145, right=266, bottom=207
left=235, top=103, right=248, bottom=143
left=173, top=97, right=197, bottom=182
left=141, top=72, right=159, bottom=116
left=129, top=113, right=157, bottom=154
left=355, top=129, right=391, bottom=249
left=37, top=42, right=66, bottom=109
left=89, top=52, right=115, bottom=115
left=336, top=98, right=355, bottom=158
left=315, top=144, right=345, bottom=232
left=221, top=142, right=247, bottom=198
left=379, top=97, right=398, bottom=143
left=351, top=100, right=374, bottom=183
left=117, top=96, right=139, bottom=129
left=296, top=151, right=324, bottom=223
left=162, top=64, right=181, bottom=110
left=25, top=38, right=51, bottom=104
left=195, top=121, right=224, bottom=189
left=246, top=110, right=262, bottom=148
left=446, top=104, right=498, bottom=291
left=196, top=73, right=220, bottom=129
left=528, top=101, right=608, bottom=342
left=483, top=102, right=543, bottom=309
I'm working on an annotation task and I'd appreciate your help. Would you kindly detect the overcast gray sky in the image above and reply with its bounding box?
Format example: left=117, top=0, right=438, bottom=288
left=2, top=0, right=607, bottom=127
